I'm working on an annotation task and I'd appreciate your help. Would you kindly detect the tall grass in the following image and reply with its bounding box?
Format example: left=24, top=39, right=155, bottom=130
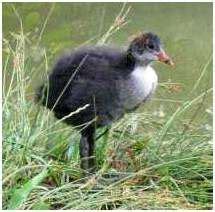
left=2, top=4, right=212, bottom=210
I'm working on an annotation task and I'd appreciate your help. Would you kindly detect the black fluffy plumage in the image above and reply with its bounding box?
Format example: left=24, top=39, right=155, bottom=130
left=37, top=46, right=136, bottom=128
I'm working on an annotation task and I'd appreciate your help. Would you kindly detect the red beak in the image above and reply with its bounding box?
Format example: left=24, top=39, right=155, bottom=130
left=156, top=50, right=174, bottom=66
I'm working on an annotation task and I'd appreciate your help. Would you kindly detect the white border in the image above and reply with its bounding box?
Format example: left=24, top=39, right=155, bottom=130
left=0, top=0, right=214, bottom=211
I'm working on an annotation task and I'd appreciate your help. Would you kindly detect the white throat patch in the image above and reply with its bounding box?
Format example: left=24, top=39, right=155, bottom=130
left=118, top=65, right=158, bottom=111
left=131, top=65, right=158, bottom=99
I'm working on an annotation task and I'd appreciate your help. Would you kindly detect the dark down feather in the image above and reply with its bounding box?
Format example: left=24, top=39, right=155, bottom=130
left=37, top=46, right=136, bottom=128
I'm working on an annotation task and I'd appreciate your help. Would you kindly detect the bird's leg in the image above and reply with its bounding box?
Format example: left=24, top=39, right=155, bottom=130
left=80, top=127, right=96, bottom=172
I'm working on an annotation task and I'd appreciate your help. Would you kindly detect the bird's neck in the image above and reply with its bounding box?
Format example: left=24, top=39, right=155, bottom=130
left=135, top=60, right=152, bottom=68
left=125, top=51, right=151, bottom=71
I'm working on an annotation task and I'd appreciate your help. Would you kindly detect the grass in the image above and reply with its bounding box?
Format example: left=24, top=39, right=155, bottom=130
left=2, top=4, right=213, bottom=210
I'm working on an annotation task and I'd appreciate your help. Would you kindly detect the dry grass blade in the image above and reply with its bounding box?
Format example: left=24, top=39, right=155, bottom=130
left=98, top=3, right=131, bottom=45
left=191, top=54, right=212, bottom=93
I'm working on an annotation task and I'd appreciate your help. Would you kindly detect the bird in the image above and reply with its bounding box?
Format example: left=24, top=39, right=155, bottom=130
left=36, top=32, right=174, bottom=172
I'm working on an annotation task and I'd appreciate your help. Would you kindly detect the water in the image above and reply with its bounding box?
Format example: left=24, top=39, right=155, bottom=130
left=3, top=2, right=212, bottom=123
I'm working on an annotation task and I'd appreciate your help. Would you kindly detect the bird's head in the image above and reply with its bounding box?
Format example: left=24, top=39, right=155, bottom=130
left=128, top=32, right=174, bottom=66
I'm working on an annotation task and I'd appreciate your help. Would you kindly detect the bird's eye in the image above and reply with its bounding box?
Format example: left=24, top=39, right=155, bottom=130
left=147, top=44, right=154, bottom=50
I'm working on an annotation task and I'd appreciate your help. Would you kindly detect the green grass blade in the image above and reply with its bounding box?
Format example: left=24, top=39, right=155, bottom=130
left=7, top=168, right=48, bottom=209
